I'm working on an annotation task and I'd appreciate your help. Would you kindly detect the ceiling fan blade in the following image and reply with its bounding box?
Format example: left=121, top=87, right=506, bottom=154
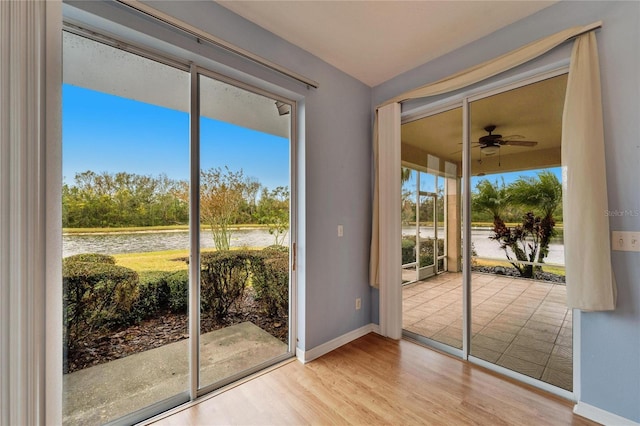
left=501, top=140, right=538, bottom=147
left=501, top=134, right=526, bottom=140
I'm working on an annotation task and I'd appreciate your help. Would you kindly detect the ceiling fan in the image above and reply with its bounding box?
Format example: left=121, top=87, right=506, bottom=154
left=476, top=125, right=538, bottom=155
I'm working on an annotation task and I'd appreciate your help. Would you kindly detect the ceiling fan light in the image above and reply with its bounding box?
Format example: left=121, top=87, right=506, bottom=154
left=482, top=145, right=499, bottom=156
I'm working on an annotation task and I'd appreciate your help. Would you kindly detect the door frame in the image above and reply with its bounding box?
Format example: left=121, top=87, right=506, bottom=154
left=398, top=64, right=577, bottom=400
left=54, top=19, right=299, bottom=425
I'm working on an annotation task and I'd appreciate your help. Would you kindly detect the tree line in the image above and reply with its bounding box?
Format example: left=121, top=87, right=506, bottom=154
left=63, top=169, right=290, bottom=247
left=63, top=171, right=188, bottom=228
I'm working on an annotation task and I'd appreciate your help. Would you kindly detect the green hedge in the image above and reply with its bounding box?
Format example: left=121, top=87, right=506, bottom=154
left=64, top=253, right=116, bottom=265
left=166, top=270, right=189, bottom=314
left=63, top=259, right=138, bottom=347
left=62, top=247, right=291, bottom=347
left=200, top=251, right=255, bottom=318
left=401, top=237, right=445, bottom=267
left=128, top=271, right=171, bottom=322
left=262, top=245, right=289, bottom=256
left=252, top=249, right=289, bottom=318
left=185, top=248, right=290, bottom=319
left=402, top=237, right=416, bottom=264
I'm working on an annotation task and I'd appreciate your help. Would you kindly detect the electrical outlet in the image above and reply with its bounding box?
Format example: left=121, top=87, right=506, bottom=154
left=355, top=298, right=361, bottom=310
left=612, top=231, right=640, bottom=252
left=337, top=225, right=344, bottom=237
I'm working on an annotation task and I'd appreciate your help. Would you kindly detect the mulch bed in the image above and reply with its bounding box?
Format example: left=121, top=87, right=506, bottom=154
left=472, top=265, right=565, bottom=283
left=65, top=291, right=288, bottom=374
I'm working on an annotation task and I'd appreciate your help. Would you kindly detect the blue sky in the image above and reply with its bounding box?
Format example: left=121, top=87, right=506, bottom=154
left=62, top=84, right=290, bottom=190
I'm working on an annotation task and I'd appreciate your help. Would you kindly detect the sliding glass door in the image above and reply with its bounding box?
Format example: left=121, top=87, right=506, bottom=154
left=468, top=75, right=571, bottom=391
left=197, top=72, right=293, bottom=392
left=62, top=31, right=191, bottom=425
left=62, top=29, right=295, bottom=425
left=400, top=73, right=571, bottom=394
left=401, top=107, right=464, bottom=351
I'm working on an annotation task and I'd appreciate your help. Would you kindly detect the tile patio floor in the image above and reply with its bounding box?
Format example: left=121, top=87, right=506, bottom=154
left=403, top=272, right=573, bottom=391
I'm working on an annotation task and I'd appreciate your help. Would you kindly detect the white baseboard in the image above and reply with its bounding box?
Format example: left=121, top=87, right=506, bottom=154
left=296, top=323, right=376, bottom=364
left=574, top=402, right=639, bottom=426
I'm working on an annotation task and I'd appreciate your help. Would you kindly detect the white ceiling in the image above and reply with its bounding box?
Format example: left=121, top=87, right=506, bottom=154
left=217, top=1, right=557, bottom=87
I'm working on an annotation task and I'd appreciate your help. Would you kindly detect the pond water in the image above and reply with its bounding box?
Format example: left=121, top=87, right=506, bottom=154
left=64, top=226, right=565, bottom=266
left=63, top=229, right=281, bottom=258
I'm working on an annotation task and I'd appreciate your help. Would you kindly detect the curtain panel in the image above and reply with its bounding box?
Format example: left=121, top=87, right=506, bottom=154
left=1, top=0, right=62, bottom=424
left=562, top=32, right=616, bottom=310
left=370, top=22, right=615, bottom=338
left=373, top=103, right=403, bottom=338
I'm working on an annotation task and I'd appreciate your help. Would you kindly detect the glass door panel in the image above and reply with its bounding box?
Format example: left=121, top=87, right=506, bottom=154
left=401, top=168, right=418, bottom=284
left=417, top=190, right=435, bottom=279
left=62, top=31, right=190, bottom=424
left=468, top=74, right=571, bottom=391
left=436, top=176, right=446, bottom=273
left=401, top=107, right=463, bottom=350
left=198, top=73, right=292, bottom=391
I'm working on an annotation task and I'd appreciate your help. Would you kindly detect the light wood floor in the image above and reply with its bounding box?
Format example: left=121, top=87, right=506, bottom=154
left=403, top=273, right=573, bottom=390
left=151, top=333, right=596, bottom=425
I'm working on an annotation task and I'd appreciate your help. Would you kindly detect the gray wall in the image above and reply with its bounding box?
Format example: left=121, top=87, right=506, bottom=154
left=373, top=1, right=640, bottom=421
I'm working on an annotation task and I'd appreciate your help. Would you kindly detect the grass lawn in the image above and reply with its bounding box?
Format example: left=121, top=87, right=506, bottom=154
left=471, top=222, right=564, bottom=230
left=113, top=247, right=264, bottom=272
left=473, top=257, right=565, bottom=277
left=113, top=249, right=191, bottom=272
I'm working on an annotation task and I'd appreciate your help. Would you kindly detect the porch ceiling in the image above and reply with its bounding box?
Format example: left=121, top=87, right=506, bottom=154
left=401, top=74, right=567, bottom=176
left=63, top=31, right=290, bottom=139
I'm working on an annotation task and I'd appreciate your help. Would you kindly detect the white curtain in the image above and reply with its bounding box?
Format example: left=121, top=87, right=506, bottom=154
left=562, top=32, right=616, bottom=310
left=374, top=104, right=403, bottom=338
left=371, top=22, right=615, bottom=338
left=1, top=1, right=62, bottom=424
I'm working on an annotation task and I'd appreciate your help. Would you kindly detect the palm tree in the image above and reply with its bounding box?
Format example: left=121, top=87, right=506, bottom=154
left=471, top=178, right=509, bottom=224
left=472, top=177, right=542, bottom=278
left=507, top=171, right=562, bottom=264
left=401, top=167, right=412, bottom=184
left=508, top=171, right=562, bottom=219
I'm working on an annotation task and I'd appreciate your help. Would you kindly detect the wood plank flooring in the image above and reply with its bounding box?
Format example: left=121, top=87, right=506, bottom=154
left=151, top=333, right=596, bottom=425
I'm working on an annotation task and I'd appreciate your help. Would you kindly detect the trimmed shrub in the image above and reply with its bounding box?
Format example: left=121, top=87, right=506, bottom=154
left=262, top=245, right=289, bottom=255
left=166, top=270, right=189, bottom=314
left=64, top=253, right=116, bottom=265
left=129, top=271, right=171, bottom=321
left=63, top=261, right=138, bottom=347
left=401, top=238, right=446, bottom=267
left=200, top=251, right=255, bottom=318
left=418, top=237, right=445, bottom=267
left=251, top=250, right=289, bottom=318
left=402, top=237, right=416, bottom=264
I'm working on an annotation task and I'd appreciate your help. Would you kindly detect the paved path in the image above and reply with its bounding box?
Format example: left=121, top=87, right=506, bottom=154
left=64, top=322, right=287, bottom=425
